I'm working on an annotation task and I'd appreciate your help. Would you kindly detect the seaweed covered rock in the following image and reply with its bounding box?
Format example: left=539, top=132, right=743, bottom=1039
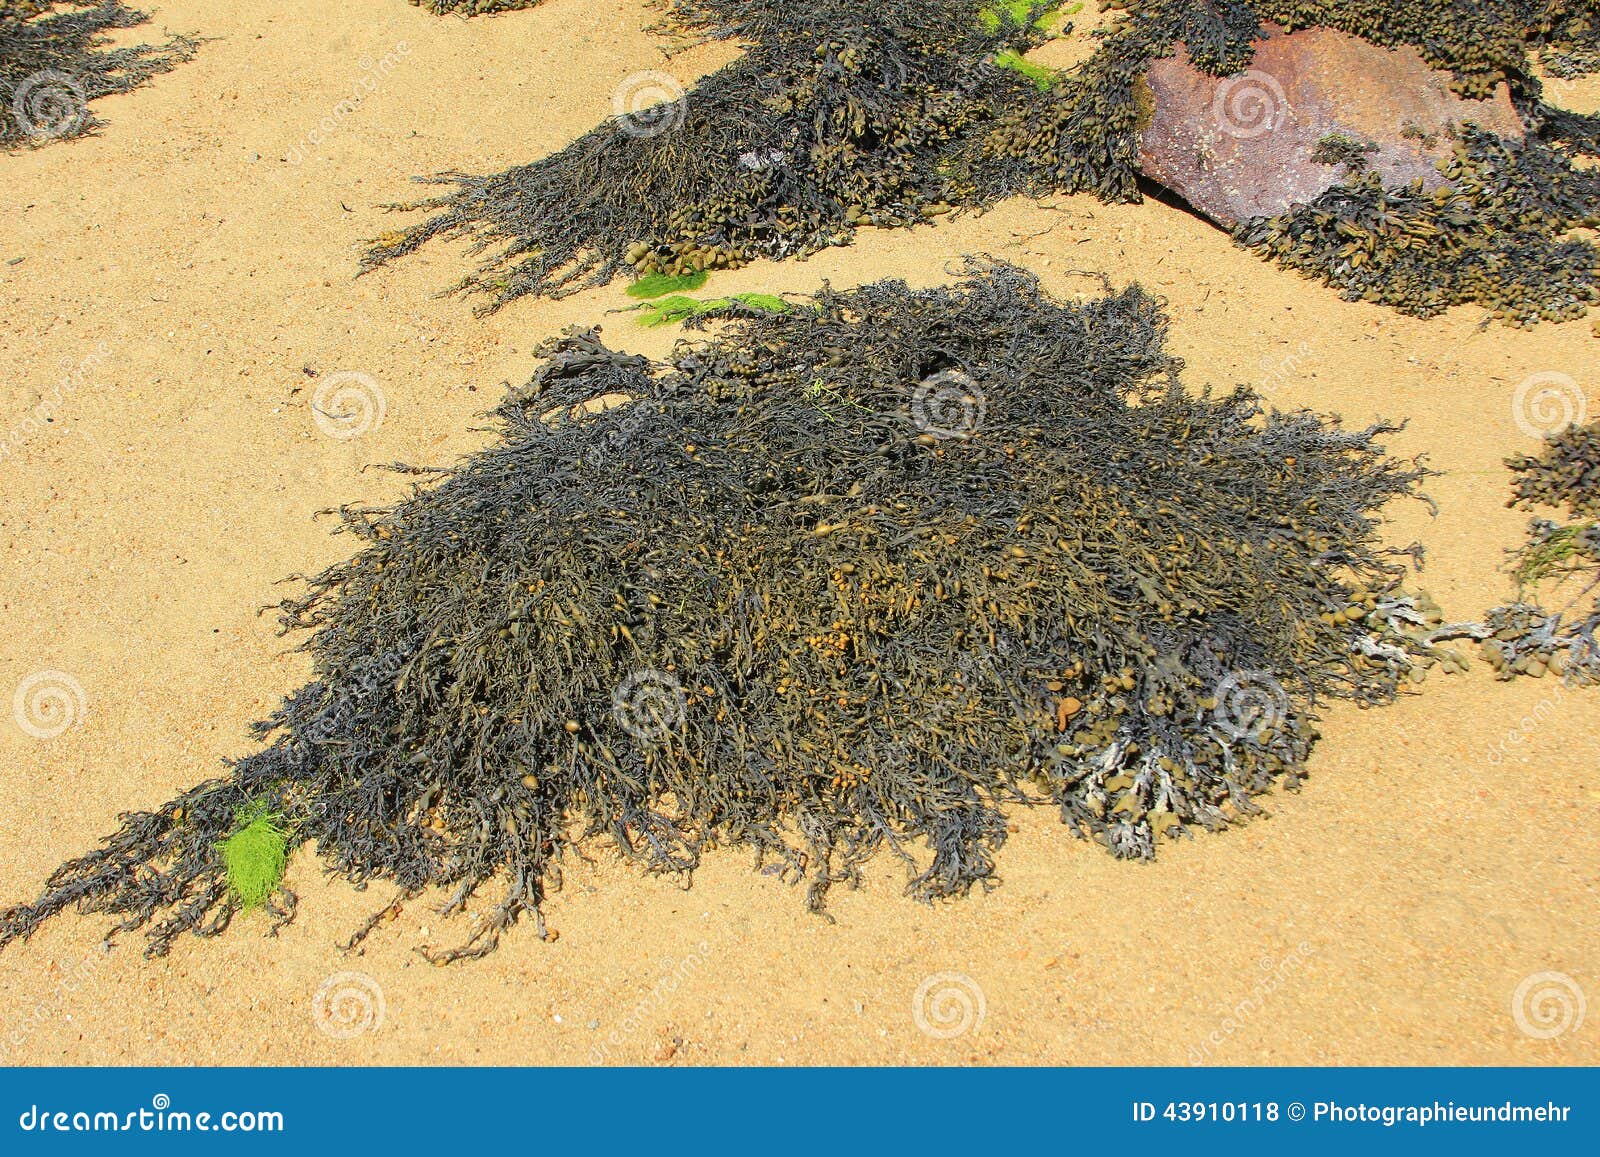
left=367, top=0, right=1600, bottom=325
left=1133, top=25, right=1525, bottom=227
left=1445, top=421, right=1600, bottom=682
left=0, top=263, right=1446, bottom=961
left=998, top=1, right=1600, bottom=324
left=1, top=1, right=197, bottom=147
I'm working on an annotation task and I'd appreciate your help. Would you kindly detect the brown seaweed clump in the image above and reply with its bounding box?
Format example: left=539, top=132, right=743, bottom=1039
left=0, top=263, right=1448, bottom=961
left=992, top=1, right=1600, bottom=325
left=1229, top=126, right=1600, bottom=327
left=1443, top=421, right=1600, bottom=682
left=361, top=0, right=1061, bottom=309
left=0, top=1, right=197, bottom=148
left=367, top=1, right=1600, bottom=325
left=1508, top=420, right=1600, bottom=517
left=409, top=0, right=542, bottom=15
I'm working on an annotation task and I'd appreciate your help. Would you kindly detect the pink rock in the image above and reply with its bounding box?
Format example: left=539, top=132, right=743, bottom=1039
left=1135, top=24, right=1525, bottom=227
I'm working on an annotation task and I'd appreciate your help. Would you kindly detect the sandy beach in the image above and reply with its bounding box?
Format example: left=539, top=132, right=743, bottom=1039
left=0, top=0, right=1595, bottom=1065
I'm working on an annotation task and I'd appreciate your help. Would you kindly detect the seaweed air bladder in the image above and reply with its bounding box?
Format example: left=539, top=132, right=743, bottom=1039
left=0, top=262, right=1460, bottom=963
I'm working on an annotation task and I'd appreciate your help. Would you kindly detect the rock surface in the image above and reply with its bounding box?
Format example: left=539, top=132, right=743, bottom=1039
left=1136, top=24, right=1525, bottom=227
